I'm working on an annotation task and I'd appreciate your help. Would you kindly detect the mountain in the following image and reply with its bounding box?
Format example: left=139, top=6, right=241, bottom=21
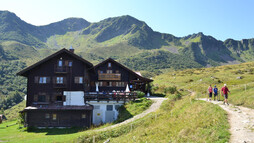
left=0, top=10, right=254, bottom=71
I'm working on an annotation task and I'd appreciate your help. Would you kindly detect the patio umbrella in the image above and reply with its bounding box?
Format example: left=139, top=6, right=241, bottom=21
left=96, top=82, right=99, bottom=92
left=125, top=84, right=130, bottom=92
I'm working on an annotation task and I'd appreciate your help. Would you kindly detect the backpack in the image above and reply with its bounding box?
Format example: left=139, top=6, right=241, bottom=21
left=208, top=87, right=213, bottom=93
left=214, top=88, right=218, bottom=94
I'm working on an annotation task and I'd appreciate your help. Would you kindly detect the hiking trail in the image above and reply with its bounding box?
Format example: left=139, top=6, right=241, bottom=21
left=94, top=97, right=167, bottom=132
left=198, top=98, right=254, bottom=143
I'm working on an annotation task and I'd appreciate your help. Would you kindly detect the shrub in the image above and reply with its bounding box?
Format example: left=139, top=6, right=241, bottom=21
left=136, top=91, right=145, bottom=98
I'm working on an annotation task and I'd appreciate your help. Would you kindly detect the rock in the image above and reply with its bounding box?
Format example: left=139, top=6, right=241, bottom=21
left=236, top=76, right=242, bottom=79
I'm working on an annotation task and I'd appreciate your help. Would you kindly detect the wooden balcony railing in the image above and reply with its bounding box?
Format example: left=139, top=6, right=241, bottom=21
left=98, top=73, right=121, bottom=80
left=84, top=92, right=136, bottom=103
left=54, top=66, right=68, bottom=73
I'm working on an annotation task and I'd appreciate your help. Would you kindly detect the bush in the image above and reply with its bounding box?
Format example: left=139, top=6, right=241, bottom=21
left=136, top=91, right=145, bottom=98
left=164, top=86, right=177, bottom=94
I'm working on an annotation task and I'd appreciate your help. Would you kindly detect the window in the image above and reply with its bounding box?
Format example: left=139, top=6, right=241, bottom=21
left=108, top=62, right=111, bottom=67
left=94, top=105, right=100, bottom=109
left=56, top=95, right=63, bottom=101
left=68, top=61, right=72, bottom=67
left=75, top=77, right=83, bottom=84
left=45, top=113, right=50, bottom=119
left=39, top=77, right=47, bottom=84
left=116, top=82, right=125, bottom=87
left=56, top=77, right=64, bottom=84
left=58, top=60, right=63, bottom=67
left=107, top=70, right=113, bottom=73
left=52, top=114, right=57, bottom=120
left=107, top=105, right=113, bottom=111
left=38, top=95, right=46, bottom=102
left=82, top=114, right=86, bottom=119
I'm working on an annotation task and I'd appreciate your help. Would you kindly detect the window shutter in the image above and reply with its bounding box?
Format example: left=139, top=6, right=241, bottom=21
left=52, top=76, right=56, bottom=84
left=34, top=95, right=38, bottom=102
left=74, top=77, right=79, bottom=83
left=46, top=95, right=50, bottom=102
left=34, top=76, right=39, bottom=83
left=62, top=95, right=66, bottom=101
left=46, top=77, right=50, bottom=83
left=112, top=82, right=116, bottom=87
left=63, top=77, right=67, bottom=84
left=65, top=60, right=68, bottom=66
left=103, top=82, right=107, bottom=86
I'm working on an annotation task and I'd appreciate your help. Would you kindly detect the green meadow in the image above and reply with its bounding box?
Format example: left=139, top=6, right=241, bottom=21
left=153, top=62, right=254, bottom=108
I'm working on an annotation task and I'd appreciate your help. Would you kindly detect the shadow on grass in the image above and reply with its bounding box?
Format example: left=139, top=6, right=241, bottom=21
left=27, top=127, right=87, bottom=135
left=114, top=106, right=132, bottom=124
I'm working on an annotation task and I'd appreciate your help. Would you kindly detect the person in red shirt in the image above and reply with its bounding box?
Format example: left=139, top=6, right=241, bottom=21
left=221, top=84, right=230, bottom=105
left=207, top=85, right=213, bottom=101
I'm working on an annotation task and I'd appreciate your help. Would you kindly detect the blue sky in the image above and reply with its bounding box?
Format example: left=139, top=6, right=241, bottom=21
left=0, top=0, right=253, bottom=41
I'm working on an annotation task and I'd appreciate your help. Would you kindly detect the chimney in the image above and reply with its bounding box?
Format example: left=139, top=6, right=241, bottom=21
left=69, top=46, right=74, bottom=53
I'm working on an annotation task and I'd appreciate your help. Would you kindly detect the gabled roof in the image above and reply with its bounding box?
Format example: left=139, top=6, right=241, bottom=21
left=93, top=58, right=153, bottom=82
left=17, top=48, right=93, bottom=77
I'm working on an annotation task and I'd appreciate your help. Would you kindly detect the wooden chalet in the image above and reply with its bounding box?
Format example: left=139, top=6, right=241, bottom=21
left=17, top=48, right=153, bottom=127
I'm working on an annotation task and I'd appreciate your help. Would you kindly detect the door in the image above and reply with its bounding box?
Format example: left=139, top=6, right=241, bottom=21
left=93, top=105, right=103, bottom=125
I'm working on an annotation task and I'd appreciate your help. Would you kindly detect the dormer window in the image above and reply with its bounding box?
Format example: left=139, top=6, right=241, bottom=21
left=58, top=60, right=63, bottom=67
left=108, top=62, right=111, bottom=68
left=68, top=61, right=72, bottom=67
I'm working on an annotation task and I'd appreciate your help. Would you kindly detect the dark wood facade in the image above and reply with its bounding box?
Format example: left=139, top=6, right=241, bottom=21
left=90, top=58, right=152, bottom=93
left=17, top=48, right=152, bottom=127
left=25, top=109, right=92, bottom=127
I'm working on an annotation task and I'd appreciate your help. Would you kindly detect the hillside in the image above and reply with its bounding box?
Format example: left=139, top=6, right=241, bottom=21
left=153, top=61, right=254, bottom=108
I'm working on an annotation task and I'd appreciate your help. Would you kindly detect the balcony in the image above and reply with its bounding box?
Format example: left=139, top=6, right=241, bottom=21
left=84, top=92, right=136, bottom=103
left=54, top=66, right=68, bottom=73
left=98, top=73, right=121, bottom=80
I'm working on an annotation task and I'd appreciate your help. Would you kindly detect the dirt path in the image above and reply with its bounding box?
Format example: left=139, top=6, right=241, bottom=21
left=198, top=98, right=254, bottom=143
left=95, top=97, right=167, bottom=132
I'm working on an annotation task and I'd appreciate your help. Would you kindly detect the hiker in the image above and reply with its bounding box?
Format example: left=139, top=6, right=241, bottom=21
left=207, top=85, right=213, bottom=101
left=221, top=84, right=230, bottom=105
left=213, top=85, right=218, bottom=101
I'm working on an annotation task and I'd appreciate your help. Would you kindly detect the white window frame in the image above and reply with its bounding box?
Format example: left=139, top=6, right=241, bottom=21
left=39, top=77, right=47, bottom=84
left=58, top=60, right=63, bottom=67
left=56, top=77, right=64, bottom=84
left=79, top=77, right=83, bottom=84
left=68, top=61, right=72, bottom=67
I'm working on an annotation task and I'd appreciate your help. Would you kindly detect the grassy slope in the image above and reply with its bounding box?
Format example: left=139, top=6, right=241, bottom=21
left=153, top=62, right=254, bottom=108
left=0, top=98, right=152, bottom=143
left=73, top=95, right=229, bottom=143
left=4, top=101, right=25, bottom=121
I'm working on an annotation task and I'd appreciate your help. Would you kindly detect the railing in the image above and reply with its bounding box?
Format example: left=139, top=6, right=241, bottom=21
left=98, top=73, right=121, bottom=80
left=54, top=66, right=68, bottom=73
left=84, top=92, right=136, bottom=103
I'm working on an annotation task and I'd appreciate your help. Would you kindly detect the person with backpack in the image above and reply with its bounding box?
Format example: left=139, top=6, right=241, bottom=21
left=213, top=85, right=218, bottom=101
left=207, top=85, right=213, bottom=101
left=221, top=84, right=230, bottom=105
